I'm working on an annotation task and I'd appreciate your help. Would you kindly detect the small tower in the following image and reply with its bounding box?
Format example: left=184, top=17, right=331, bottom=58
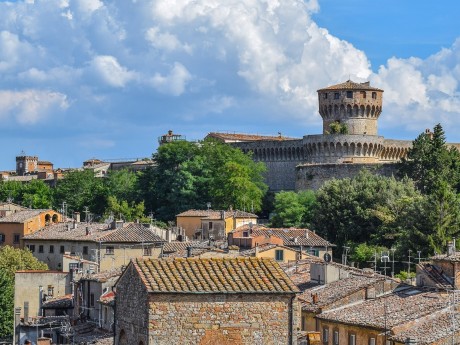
left=317, top=80, right=383, bottom=136
left=158, top=130, right=186, bottom=146
left=16, top=154, right=38, bottom=176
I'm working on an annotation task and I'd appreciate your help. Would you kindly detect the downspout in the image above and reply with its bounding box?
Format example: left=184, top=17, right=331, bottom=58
left=288, top=295, right=295, bottom=345
left=113, top=287, right=117, bottom=345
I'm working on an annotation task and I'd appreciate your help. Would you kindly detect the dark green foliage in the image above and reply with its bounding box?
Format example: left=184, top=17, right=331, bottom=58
left=140, top=139, right=268, bottom=221
left=399, top=124, right=460, bottom=194
left=270, top=190, right=316, bottom=228
left=0, top=246, right=48, bottom=337
left=0, top=180, right=53, bottom=209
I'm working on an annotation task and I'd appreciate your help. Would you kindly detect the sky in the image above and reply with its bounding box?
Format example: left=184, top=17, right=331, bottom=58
left=0, top=0, right=459, bottom=170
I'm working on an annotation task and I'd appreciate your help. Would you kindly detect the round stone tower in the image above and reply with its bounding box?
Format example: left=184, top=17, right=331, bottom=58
left=317, top=80, right=383, bottom=136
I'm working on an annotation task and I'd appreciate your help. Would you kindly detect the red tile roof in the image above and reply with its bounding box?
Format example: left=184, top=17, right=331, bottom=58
left=317, top=80, right=383, bottom=92
left=0, top=209, right=54, bottom=223
left=206, top=132, right=298, bottom=142
left=132, top=257, right=299, bottom=294
left=176, top=209, right=258, bottom=219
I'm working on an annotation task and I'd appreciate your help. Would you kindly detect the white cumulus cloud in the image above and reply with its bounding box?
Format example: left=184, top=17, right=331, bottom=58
left=90, top=55, right=137, bottom=88
left=151, top=62, right=192, bottom=96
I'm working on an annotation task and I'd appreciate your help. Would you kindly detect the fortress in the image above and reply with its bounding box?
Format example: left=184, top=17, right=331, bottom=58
left=207, top=80, right=460, bottom=191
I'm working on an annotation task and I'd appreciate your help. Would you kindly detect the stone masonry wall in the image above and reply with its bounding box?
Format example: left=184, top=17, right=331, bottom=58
left=148, top=293, right=299, bottom=345
left=115, top=264, right=149, bottom=345
left=296, top=163, right=399, bottom=191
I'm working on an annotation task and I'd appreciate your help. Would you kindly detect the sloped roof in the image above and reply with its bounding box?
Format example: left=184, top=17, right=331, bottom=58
left=99, top=290, right=115, bottom=306
left=0, top=209, right=53, bottom=223
left=206, top=132, right=298, bottom=142
left=234, top=225, right=334, bottom=247
left=42, top=294, right=73, bottom=309
left=162, top=241, right=208, bottom=253
left=96, top=223, right=165, bottom=243
left=132, top=257, right=299, bottom=294
left=317, top=287, right=451, bottom=329
left=317, top=80, right=383, bottom=92
left=176, top=209, right=258, bottom=219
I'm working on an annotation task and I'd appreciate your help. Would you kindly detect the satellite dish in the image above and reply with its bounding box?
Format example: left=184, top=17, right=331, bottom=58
left=323, top=253, right=331, bottom=263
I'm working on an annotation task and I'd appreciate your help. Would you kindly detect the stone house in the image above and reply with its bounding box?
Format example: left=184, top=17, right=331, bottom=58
left=23, top=222, right=166, bottom=271
left=0, top=209, right=61, bottom=248
left=228, top=225, right=334, bottom=258
left=0, top=202, right=27, bottom=218
left=115, top=257, right=300, bottom=345
left=176, top=209, right=258, bottom=240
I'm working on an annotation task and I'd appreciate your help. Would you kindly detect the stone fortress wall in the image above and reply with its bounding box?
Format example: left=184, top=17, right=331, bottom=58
left=210, top=80, right=460, bottom=192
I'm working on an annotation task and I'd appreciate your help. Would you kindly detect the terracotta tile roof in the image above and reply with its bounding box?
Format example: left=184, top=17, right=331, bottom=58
left=391, top=309, right=460, bottom=344
left=98, top=290, right=115, bottom=306
left=317, top=80, right=383, bottom=92
left=176, top=209, right=258, bottom=219
left=207, top=132, right=298, bottom=142
left=42, top=294, right=73, bottom=309
left=162, top=241, right=209, bottom=253
left=96, top=223, right=165, bottom=243
left=0, top=209, right=52, bottom=223
left=317, top=287, right=451, bottom=329
left=299, top=275, right=385, bottom=312
left=233, top=225, right=334, bottom=247
left=132, top=257, right=300, bottom=294
left=23, top=222, right=165, bottom=244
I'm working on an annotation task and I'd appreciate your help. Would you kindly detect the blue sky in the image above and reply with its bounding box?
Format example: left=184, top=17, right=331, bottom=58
left=0, top=0, right=459, bottom=170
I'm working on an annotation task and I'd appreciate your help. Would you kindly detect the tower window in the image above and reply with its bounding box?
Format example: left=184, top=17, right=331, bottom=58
left=346, top=91, right=353, bottom=98
left=334, top=92, right=340, bottom=99
left=323, top=93, right=328, bottom=99
left=361, top=91, right=366, bottom=98
left=372, top=92, right=377, bottom=99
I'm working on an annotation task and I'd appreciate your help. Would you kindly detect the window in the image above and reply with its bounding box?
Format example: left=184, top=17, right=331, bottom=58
left=369, top=337, right=376, bottom=345
left=348, top=333, right=356, bottom=345
left=60, top=245, right=65, bottom=254
left=334, top=92, right=340, bottom=99
left=47, top=285, right=54, bottom=297
left=0, top=233, right=5, bottom=243
left=27, top=245, right=35, bottom=252
left=372, top=92, right=377, bottom=99
left=208, top=222, right=213, bottom=230
left=106, top=246, right=114, bottom=255
left=83, top=246, right=88, bottom=255
left=39, top=245, right=44, bottom=253
left=323, top=93, right=328, bottom=99
left=301, top=315, right=306, bottom=331
left=143, top=247, right=152, bottom=256
left=49, top=245, right=54, bottom=253
left=385, top=341, right=393, bottom=345
left=69, top=263, right=79, bottom=273
left=13, top=234, right=20, bottom=244
left=333, top=330, right=339, bottom=345
left=346, top=91, right=353, bottom=98
left=275, top=249, right=284, bottom=261
left=323, top=327, right=329, bottom=343
left=361, top=91, right=366, bottom=98
left=90, top=293, right=95, bottom=307
left=243, top=231, right=249, bottom=237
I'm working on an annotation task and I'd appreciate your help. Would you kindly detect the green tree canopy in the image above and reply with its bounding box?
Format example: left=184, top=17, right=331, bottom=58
left=399, top=123, right=460, bottom=194
left=270, top=190, right=316, bottom=228
left=140, top=139, right=267, bottom=221
left=0, top=246, right=48, bottom=337
left=0, top=180, right=53, bottom=209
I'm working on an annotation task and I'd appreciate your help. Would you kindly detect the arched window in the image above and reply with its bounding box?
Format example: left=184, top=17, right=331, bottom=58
left=119, top=330, right=127, bottom=345
left=52, top=214, right=59, bottom=223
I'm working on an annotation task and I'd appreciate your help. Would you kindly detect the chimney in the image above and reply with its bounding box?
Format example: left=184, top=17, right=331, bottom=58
left=166, top=228, right=171, bottom=243
left=72, top=221, right=77, bottom=230
left=255, top=243, right=259, bottom=256
left=305, top=230, right=309, bottom=239
left=221, top=210, right=225, bottom=220
left=186, top=247, right=192, bottom=258
left=74, top=212, right=80, bottom=223
left=312, top=293, right=319, bottom=304
left=85, top=226, right=90, bottom=236
left=66, top=224, right=70, bottom=231
left=448, top=241, right=455, bottom=256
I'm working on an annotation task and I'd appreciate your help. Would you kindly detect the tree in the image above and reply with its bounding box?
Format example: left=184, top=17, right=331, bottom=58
left=0, top=246, right=48, bottom=337
left=21, top=180, right=53, bottom=209
left=105, top=169, right=140, bottom=204
left=399, top=124, right=460, bottom=194
left=103, top=196, right=148, bottom=222
left=270, top=190, right=316, bottom=228
left=53, top=170, right=107, bottom=218
left=312, top=170, right=421, bottom=251
left=349, top=243, right=388, bottom=268
left=142, top=139, right=268, bottom=221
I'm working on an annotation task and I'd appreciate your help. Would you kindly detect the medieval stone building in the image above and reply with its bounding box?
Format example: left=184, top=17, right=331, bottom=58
left=208, top=80, right=460, bottom=191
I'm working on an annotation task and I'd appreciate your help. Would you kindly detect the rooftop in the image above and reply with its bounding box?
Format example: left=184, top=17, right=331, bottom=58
left=317, top=80, right=383, bottom=92
left=176, top=209, right=258, bottom=219
left=42, top=294, right=73, bottom=309
left=96, top=223, right=165, bottom=243
left=0, top=209, right=55, bottom=223
left=233, top=225, right=334, bottom=247
left=207, top=132, right=298, bottom=142
left=132, top=257, right=300, bottom=294
left=317, top=286, right=451, bottom=329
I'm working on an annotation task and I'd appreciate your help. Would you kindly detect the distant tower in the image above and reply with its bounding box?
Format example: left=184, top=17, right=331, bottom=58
left=158, top=130, right=186, bottom=146
left=303, top=80, right=385, bottom=164
left=16, top=154, right=38, bottom=176
left=317, top=80, right=383, bottom=136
